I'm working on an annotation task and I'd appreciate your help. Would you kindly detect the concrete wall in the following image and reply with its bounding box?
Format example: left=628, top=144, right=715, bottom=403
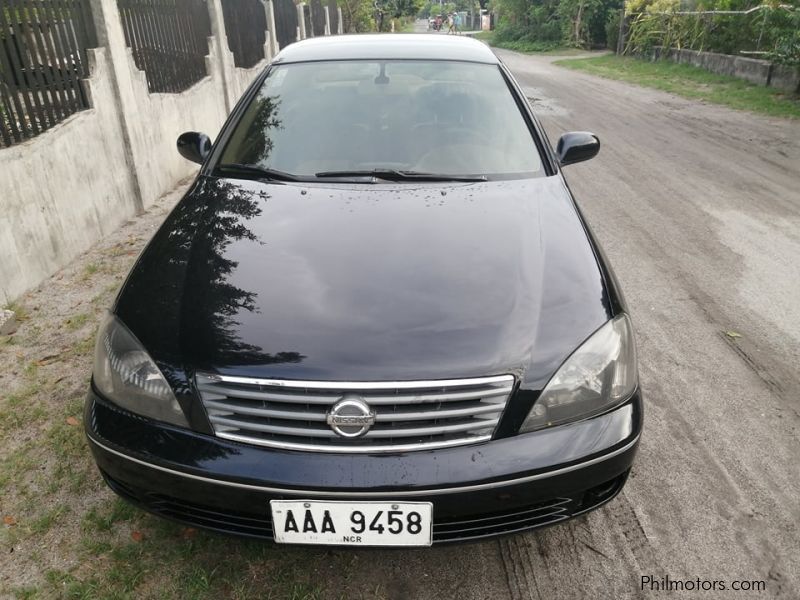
left=652, top=47, right=800, bottom=93
left=121, top=40, right=230, bottom=208
left=0, top=0, right=311, bottom=305
left=770, top=64, right=800, bottom=94
left=0, top=48, right=138, bottom=304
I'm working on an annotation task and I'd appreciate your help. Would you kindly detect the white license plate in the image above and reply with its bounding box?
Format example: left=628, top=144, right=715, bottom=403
left=270, top=500, right=433, bottom=546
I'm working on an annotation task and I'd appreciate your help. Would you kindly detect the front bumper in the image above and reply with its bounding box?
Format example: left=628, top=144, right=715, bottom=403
left=85, top=388, right=643, bottom=544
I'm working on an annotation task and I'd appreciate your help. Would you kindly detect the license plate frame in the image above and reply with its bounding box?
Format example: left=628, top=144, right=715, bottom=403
left=270, top=500, right=433, bottom=547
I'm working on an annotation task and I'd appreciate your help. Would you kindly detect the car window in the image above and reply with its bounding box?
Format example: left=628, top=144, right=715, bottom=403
left=219, top=60, right=543, bottom=179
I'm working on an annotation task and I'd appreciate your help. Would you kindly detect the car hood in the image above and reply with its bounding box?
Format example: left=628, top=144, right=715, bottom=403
left=116, top=175, right=610, bottom=388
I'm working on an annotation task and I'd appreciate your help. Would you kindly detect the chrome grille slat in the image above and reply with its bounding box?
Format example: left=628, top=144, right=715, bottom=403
left=196, top=383, right=514, bottom=405
left=204, top=400, right=327, bottom=421
left=211, top=416, right=339, bottom=437
left=196, top=372, right=515, bottom=453
left=215, top=431, right=495, bottom=453
left=201, top=374, right=513, bottom=390
left=374, top=403, right=503, bottom=421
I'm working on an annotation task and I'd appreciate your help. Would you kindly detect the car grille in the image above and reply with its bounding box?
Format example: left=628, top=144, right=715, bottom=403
left=195, top=373, right=516, bottom=453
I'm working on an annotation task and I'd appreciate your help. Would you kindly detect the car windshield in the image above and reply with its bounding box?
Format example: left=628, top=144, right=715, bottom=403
left=218, top=60, right=543, bottom=180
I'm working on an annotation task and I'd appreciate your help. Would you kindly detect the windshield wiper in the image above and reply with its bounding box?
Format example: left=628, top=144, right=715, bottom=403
left=314, top=169, right=487, bottom=182
left=215, top=163, right=305, bottom=182
left=215, top=165, right=488, bottom=184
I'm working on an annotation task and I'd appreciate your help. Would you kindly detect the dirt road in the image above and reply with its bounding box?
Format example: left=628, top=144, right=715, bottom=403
left=2, top=50, right=798, bottom=599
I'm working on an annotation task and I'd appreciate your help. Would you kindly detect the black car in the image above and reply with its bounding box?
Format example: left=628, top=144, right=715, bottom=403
left=86, top=34, right=642, bottom=547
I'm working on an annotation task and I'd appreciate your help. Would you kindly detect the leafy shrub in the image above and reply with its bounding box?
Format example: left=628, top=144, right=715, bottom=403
left=493, top=0, right=622, bottom=49
left=624, top=1, right=800, bottom=68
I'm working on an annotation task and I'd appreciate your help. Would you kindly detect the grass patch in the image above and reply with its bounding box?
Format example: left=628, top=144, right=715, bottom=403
left=0, top=440, right=39, bottom=494
left=3, top=301, right=29, bottom=320
left=396, top=19, right=415, bottom=33
left=82, top=263, right=100, bottom=280
left=66, top=313, right=90, bottom=331
left=0, top=381, right=45, bottom=432
left=30, top=505, right=70, bottom=534
left=472, top=31, right=578, bottom=54
left=555, top=54, right=800, bottom=119
left=47, top=414, right=87, bottom=457
left=83, top=499, right=138, bottom=533
left=11, top=585, right=38, bottom=599
left=48, top=502, right=328, bottom=600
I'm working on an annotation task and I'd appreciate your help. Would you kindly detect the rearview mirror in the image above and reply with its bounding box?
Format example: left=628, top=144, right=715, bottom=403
left=177, top=131, right=212, bottom=164
left=556, top=132, right=599, bottom=166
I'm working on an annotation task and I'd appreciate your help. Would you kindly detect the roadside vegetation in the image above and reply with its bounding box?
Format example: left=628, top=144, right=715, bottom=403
left=485, top=0, right=799, bottom=64
left=556, top=54, right=800, bottom=119
left=623, top=0, right=800, bottom=75
left=482, top=0, right=799, bottom=97
left=339, top=0, right=421, bottom=32
left=487, top=0, right=624, bottom=51
left=472, top=30, right=572, bottom=53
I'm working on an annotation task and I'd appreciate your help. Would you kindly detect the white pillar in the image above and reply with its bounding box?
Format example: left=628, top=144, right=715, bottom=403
left=206, top=0, right=234, bottom=113
left=297, top=4, right=307, bottom=39
left=264, top=0, right=280, bottom=54
left=324, top=6, right=331, bottom=36
left=337, top=7, right=344, bottom=34
left=87, top=0, right=147, bottom=213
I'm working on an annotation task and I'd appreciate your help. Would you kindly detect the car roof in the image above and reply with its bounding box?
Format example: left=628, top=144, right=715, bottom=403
left=273, top=34, right=499, bottom=65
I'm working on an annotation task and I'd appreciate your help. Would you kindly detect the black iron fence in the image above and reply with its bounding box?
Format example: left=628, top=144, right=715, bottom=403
left=117, top=0, right=211, bottom=93
left=221, top=0, right=266, bottom=69
left=1, top=0, right=344, bottom=148
left=272, top=0, right=296, bottom=49
left=0, top=0, right=97, bottom=147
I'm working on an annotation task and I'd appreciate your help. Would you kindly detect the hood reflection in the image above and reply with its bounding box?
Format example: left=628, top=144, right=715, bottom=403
left=115, top=177, right=305, bottom=370
left=181, top=178, right=305, bottom=368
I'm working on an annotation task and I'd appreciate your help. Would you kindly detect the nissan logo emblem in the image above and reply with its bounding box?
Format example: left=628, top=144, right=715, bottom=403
left=327, top=395, right=375, bottom=438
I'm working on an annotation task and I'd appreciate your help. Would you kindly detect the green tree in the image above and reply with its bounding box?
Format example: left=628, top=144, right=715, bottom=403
left=374, top=0, right=424, bottom=30
left=339, top=0, right=376, bottom=31
left=557, top=0, right=603, bottom=46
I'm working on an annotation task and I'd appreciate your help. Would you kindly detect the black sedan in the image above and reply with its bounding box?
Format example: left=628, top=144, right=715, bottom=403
left=86, top=34, right=642, bottom=547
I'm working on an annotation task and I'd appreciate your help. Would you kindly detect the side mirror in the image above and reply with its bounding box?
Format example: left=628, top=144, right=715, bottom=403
left=177, top=131, right=212, bottom=164
left=556, top=132, right=600, bottom=166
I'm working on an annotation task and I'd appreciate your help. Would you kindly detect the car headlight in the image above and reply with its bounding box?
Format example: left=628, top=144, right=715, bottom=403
left=92, top=313, right=188, bottom=427
left=520, top=314, right=637, bottom=432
